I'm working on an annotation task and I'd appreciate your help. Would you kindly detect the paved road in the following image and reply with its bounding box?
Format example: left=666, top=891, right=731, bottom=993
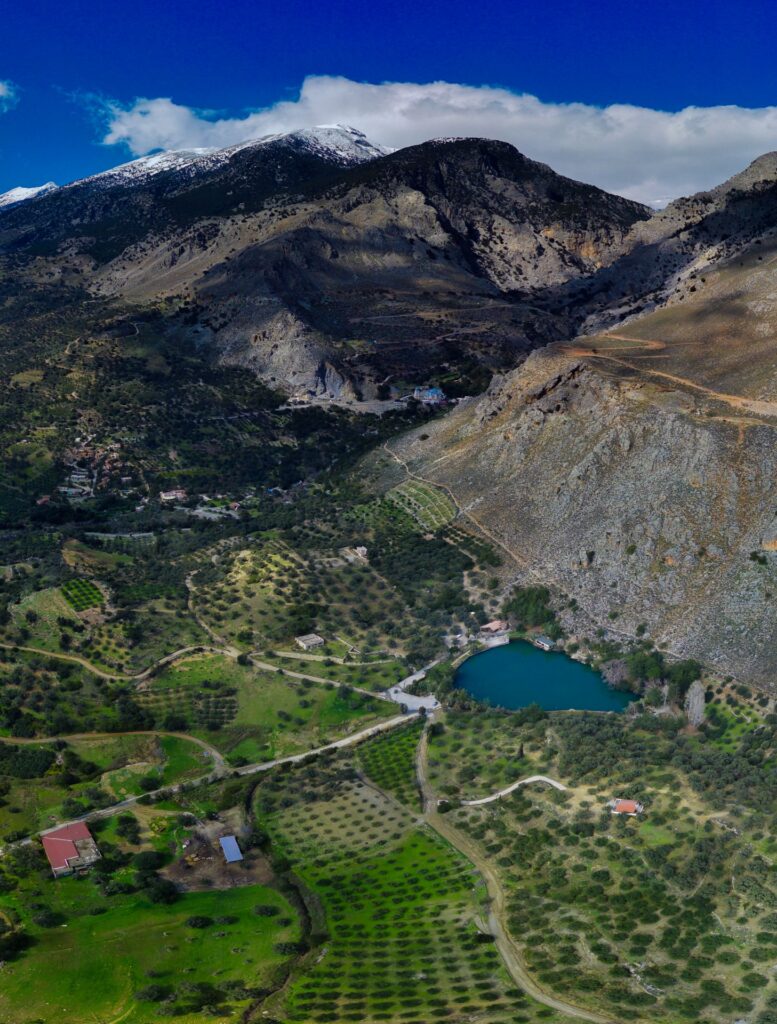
left=462, top=774, right=567, bottom=805
left=385, top=657, right=442, bottom=711
left=416, top=723, right=618, bottom=1024
left=249, top=653, right=441, bottom=712
left=2, top=713, right=415, bottom=849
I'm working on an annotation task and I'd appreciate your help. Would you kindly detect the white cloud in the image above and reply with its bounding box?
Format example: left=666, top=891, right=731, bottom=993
left=100, top=76, right=777, bottom=207
left=0, top=79, right=18, bottom=113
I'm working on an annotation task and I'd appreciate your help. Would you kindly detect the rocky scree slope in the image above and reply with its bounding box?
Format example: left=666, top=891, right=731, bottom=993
left=378, top=325, right=777, bottom=688
left=545, top=151, right=777, bottom=335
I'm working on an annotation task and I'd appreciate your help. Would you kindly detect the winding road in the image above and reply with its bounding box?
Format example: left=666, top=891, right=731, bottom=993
left=461, top=774, right=567, bottom=805
left=415, top=722, right=617, bottom=1024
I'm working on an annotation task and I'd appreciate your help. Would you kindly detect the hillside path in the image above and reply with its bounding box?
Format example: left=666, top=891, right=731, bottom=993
left=0, top=728, right=226, bottom=770
left=570, top=332, right=777, bottom=421
left=415, top=722, right=617, bottom=1024
left=0, top=638, right=227, bottom=683
left=462, top=774, right=567, bottom=805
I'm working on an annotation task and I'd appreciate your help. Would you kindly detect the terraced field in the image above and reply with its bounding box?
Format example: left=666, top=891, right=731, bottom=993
left=386, top=480, right=457, bottom=530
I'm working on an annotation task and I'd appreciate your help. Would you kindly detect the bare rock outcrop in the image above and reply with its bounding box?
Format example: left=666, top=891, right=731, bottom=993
left=385, top=343, right=777, bottom=690
left=684, top=679, right=706, bottom=727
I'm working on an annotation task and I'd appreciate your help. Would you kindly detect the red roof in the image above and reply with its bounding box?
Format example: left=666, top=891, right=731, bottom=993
left=41, top=822, right=93, bottom=872
left=613, top=799, right=639, bottom=814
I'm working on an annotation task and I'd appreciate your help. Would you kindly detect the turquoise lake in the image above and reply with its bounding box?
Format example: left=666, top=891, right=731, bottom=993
left=456, top=640, right=634, bottom=712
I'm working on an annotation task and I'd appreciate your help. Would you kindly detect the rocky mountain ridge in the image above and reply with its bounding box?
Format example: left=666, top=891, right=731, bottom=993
left=0, top=131, right=650, bottom=397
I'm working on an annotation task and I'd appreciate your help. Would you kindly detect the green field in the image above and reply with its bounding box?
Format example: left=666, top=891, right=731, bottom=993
left=1, top=583, right=208, bottom=675
left=257, top=751, right=570, bottom=1024
left=268, top=651, right=406, bottom=691
left=0, top=732, right=213, bottom=839
left=0, top=881, right=299, bottom=1024
left=358, top=718, right=424, bottom=809
left=139, top=653, right=395, bottom=763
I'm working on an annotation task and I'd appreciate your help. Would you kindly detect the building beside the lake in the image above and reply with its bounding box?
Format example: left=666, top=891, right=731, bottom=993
left=481, top=620, right=509, bottom=634
left=479, top=619, right=510, bottom=647
left=609, top=798, right=644, bottom=816
left=295, top=633, right=325, bottom=651
left=533, top=635, right=555, bottom=651
left=41, top=822, right=101, bottom=877
left=219, top=835, right=243, bottom=864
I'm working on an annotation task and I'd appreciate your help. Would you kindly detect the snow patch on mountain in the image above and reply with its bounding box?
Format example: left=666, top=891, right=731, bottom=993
left=0, top=182, right=58, bottom=208
left=65, top=125, right=388, bottom=192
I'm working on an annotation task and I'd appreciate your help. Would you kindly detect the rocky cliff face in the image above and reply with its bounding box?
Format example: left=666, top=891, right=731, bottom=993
left=0, top=133, right=649, bottom=397
left=553, top=152, right=777, bottom=335
left=382, top=339, right=777, bottom=688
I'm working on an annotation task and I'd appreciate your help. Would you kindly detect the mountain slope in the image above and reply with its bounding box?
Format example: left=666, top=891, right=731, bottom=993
left=0, top=134, right=648, bottom=397
left=544, top=151, right=777, bottom=335
left=0, top=126, right=386, bottom=261
left=381, top=233, right=777, bottom=687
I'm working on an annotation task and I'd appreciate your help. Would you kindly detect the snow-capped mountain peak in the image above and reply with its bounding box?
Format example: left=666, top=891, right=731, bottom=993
left=67, top=124, right=388, bottom=192
left=0, top=126, right=388, bottom=211
left=0, top=182, right=58, bottom=209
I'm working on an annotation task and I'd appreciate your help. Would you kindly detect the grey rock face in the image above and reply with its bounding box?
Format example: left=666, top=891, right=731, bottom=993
left=387, top=346, right=777, bottom=690
left=684, top=680, right=706, bottom=727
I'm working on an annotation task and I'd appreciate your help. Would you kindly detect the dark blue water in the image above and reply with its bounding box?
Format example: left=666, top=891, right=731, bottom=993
left=456, top=641, right=634, bottom=712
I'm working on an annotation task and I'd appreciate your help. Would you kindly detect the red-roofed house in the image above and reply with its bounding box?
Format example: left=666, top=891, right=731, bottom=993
left=41, top=822, right=101, bottom=877
left=609, top=798, right=644, bottom=817
left=480, top=620, right=509, bottom=634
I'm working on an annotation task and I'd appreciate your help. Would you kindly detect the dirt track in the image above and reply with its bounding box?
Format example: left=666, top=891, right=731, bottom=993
left=568, top=332, right=777, bottom=422
left=415, top=724, right=618, bottom=1024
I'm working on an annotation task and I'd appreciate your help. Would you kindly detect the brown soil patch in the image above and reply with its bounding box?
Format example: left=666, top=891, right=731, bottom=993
left=163, top=830, right=272, bottom=891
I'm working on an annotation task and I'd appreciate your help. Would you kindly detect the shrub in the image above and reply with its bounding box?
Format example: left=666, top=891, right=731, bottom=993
left=503, top=586, right=554, bottom=628
left=134, top=850, right=166, bottom=871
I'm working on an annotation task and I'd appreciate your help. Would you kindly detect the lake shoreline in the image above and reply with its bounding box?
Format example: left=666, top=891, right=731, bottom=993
left=455, top=640, right=636, bottom=713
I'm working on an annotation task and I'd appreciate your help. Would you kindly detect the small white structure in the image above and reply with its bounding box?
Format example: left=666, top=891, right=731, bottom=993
left=533, top=635, right=555, bottom=651
left=296, top=633, right=325, bottom=651
left=160, top=489, right=187, bottom=503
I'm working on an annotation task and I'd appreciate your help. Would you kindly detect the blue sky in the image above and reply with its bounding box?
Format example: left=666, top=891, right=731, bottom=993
left=3, top=0, right=777, bottom=203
